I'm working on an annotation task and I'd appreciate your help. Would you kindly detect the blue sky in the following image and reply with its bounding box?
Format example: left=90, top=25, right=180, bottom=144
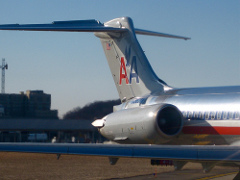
left=0, top=1, right=239, bottom=117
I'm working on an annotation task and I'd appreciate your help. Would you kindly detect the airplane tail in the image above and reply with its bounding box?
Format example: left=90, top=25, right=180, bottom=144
left=95, top=17, right=189, bottom=101
left=0, top=17, right=190, bottom=102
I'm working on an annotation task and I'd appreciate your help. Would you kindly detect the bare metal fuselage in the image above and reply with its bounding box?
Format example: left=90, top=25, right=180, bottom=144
left=100, top=86, right=240, bottom=145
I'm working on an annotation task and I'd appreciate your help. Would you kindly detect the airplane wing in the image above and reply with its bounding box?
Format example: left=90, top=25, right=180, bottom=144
left=0, top=143, right=239, bottom=163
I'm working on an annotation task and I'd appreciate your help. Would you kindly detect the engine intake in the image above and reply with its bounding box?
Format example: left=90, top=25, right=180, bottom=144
left=156, top=105, right=183, bottom=136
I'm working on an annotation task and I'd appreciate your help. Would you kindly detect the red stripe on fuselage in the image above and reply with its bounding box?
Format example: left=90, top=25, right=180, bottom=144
left=182, top=126, right=240, bottom=135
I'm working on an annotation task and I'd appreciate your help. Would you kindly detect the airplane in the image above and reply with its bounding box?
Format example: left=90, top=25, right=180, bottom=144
left=0, top=17, right=240, bottom=177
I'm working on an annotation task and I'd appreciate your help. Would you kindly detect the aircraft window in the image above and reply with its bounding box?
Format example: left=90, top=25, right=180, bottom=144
left=205, top=112, right=209, bottom=120
left=187, top=112, right=192, bottom=119
left=235, top=112, right=240, bottom=119
left=139, top=98, right=147, bottom=105
left=182, top=111, right=187, bottom=119
left=199, top=112, right=204, bottom=119
left=222, top=112, right=227, bottom=119
left=228, top=112, right=233, bottom=119
left=210, top=112, right=215, bottom=120
left=217, top=112, right=222, bottom=120
left=129, top=98, right=140, bottom=104
left=194, top=112, right=199, bottom=119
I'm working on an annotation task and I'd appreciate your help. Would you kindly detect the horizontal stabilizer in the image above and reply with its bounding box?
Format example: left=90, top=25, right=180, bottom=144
left=135, top=28, right=190, bottom=40
left=0, top=18, right=190, bottom=40
left=0, top=20, right=127, bottom=33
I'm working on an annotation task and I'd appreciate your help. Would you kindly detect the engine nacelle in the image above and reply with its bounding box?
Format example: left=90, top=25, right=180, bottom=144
left=98, top=104, right=183, bottom=144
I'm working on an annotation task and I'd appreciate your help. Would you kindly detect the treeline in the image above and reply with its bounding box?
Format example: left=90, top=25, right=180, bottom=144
left=63, top=99, right=121, bottom=120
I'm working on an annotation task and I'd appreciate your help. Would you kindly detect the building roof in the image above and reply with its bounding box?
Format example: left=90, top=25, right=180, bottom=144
left=0, top=119, right=96, bottom=131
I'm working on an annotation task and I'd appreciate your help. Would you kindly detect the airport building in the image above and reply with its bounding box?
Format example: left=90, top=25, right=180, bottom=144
left=0, top=90, right=58, bottom=119
left=0, top=90, right=105, bottom=143
left=0, top=118, right=103, bottom=143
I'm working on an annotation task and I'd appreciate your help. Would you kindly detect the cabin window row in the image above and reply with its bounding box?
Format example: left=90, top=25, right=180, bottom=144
left=182, top=111, right=240, bottom=120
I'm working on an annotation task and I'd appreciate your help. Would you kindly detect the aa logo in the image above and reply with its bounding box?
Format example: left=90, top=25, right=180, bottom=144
left=119, top=57, right=139, bottom=85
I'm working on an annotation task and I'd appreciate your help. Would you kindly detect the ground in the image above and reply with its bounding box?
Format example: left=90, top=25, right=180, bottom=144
left=0, top=152, right=237, bottom=180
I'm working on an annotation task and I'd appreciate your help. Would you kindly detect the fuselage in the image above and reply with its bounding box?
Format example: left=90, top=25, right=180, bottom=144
left=100, top=86, right=240, bottom=145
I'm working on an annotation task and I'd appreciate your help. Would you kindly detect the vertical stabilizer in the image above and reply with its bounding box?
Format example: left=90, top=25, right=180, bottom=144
left=95, top=17, right=168, bottom=101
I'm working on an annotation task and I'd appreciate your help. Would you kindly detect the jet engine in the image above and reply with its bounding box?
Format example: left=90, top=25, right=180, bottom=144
left=95, top=104, right=184, bottom=144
